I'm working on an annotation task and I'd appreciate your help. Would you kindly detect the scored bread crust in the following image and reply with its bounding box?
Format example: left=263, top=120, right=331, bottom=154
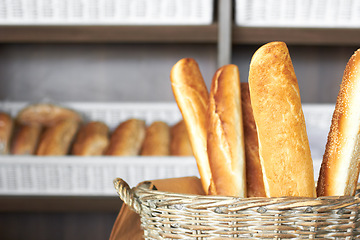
left=72, top=121, right=109, bottom=156
left=207, top=64, right=246, bottom=197
left=105, top=119, right=146, bottom=156
left=36, top=119, right=79, bottom=156
left=11, top=123, right=42, bottom=155
left=170, top=58, right=212, bottom=194
left=141, top=121, right=170, bottom=156
left=241, top=82, right=266, bottom=197
left=248, top=41, right=315, bottom=197
left=170, top=120, right=193, bottom=156
left=317, top=49, right=360, bottom=196
left=16, top=103, right=82, bottom=127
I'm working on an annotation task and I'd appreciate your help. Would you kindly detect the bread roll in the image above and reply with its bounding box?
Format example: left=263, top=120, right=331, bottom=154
left=241, top=82, right=266, bottom=197
left=11, top=123, right=42, bottom=155
left=170, top=58, right=212, bottom=194
left=72, top=121, right=109, bottom=156
left=36, top=119, right=79, bottom=156
left=16, top=103, right=82, bottom=126
left=207, top=64, right=246, bottom=197
left=317, top=49, right=360, bottom=196
left=106, top=119, right=146, bottom=156
left=0, top=113, right=13, bottom=154
left=248, top=41, right=315, bottom=197
left=170, top=120, right=193, bottom=156
left=141, top=121, right=170, bottom=156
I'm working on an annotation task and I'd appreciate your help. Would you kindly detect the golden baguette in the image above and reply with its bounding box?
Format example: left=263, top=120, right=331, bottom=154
left=317, top=49, right=360, bottom=196
left=141, top=121, right=170, bottom=156
left=170, top=58, right=212, bottom=194
left=248, top=41, right=315, bottom=197
left=207, top=64, right=246, bottom=197
left=241, top=82, right=266, bottom=197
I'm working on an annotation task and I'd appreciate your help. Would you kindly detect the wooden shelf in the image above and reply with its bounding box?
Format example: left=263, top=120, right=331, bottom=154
left=0, top=196, right=122, bottom=213
left=0, top=24, right=218, bottom=43
left=232, top=27, right=360, bottom=46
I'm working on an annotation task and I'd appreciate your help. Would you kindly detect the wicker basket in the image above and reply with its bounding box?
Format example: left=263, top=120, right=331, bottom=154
left=114, top=178, right=360, bottom=239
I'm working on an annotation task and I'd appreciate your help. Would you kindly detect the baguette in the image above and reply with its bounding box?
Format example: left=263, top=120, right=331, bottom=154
left=317, top=49, right=360, bottom=196
left=36, top=119, right=79, bottom=156
left=170, top=58, right=212, bottom=194
left=106, top=119, right=146, bottom=156
left=72, top=121, right=109, bottom=156
left=170, top=120, right=193, bottom=156
left=241, top=82, right=266, bottom=197
left=141, top=121, right=170, bottom=156
left=207, top=64, right=246, bottom=197
left=0, top=112, right=13, bottom=154
left=248, top=41, right=315, bottom=197
left=11, top=123, right=42, bottom=155
left=16, top=103, right=82, bottom=126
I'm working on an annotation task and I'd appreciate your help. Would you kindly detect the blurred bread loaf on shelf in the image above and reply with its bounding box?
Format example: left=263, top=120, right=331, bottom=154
left=0, top=112, right=13, bottom=154
left=11, top=123, right=42, bottom=155
left=248, top=41, right=315, bottom=197
left=16, top=103, right=82, bottom=126
left=141, top=121, right=170, bottom=156
left=170, top=120, right=193, bottom=156
left=206, top=64, right=246, bottom=197
left=72, top=121, right=109, bottom=156
left=36, top=119, right=79, bottom=156
left=317, top=48, right=360, bottom=197
left=106, top=119, right=146, bottom=156
left=241, top=82, right=266, bottom=197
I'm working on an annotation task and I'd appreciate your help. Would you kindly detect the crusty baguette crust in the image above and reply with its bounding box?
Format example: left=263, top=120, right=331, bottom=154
left=36, top=119, right=79, bottom=156
left=11, top=123, right=42, bottom=155
left=317, top=49, right=360, bottom=196
left=170, top=58, right=212, bottom=194
left=141, top=121, right=170, bottom=156
left=72, top=121, right=109, bottom=156
left=248, top=42, right=315, bottom=197
left=16, top=103, right=82, bottom=126
left=170, top=120, right=193, bottom=156
left=241, top=82, right=266, bottom=197
left=105, top=119, right=146, bottom=156
left=207, top=64, right=246, bottom=197
left=0, top=113, right=13, bottom=154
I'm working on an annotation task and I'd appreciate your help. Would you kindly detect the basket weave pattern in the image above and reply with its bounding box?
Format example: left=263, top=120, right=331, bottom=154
left=114, top=178, right=360, bottom=239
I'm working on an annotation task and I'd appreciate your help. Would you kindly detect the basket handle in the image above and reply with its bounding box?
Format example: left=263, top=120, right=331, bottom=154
left=113, top=178, right=142, bottom=214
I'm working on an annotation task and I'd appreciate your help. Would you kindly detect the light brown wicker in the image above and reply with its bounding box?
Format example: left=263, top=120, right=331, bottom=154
left=114, top=178, right=360, bottom=239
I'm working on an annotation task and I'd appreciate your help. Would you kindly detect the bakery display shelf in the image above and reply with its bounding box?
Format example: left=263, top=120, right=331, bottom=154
left=0, top=102, right=334, bottom=197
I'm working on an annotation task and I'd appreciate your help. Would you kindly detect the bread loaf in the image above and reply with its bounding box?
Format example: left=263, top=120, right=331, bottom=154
left=141, top=121, right=170, bottom=156
left=170, top=58, right=212, bottom=194
left=0, top=113, right=13, bottom=154
left=207, top=64, right=246, bottom=197
left=36, top=119, right=79, bottom=156
left=170, top=120, right=193, bottom=156
left=72, top=121, right=109, bottom=156
left=248, top=41, right=315, bottom=197
left=317, top=48, right=360, bottom=196
left=11, top=123, right=42, bottom=155
left=16, top=103, right=82, bottom=126
left=106, top=119, right=146, bottom=156
left=241, top=82, right=266, bottom=197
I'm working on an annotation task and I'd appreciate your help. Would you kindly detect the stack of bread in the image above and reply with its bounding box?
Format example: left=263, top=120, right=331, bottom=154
left=171, top=41, right=360, bottom=198
left=1, top=104, right=193, bottom=157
